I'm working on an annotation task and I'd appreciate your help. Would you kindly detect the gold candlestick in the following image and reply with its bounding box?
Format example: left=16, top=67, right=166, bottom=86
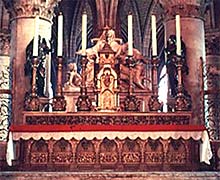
left=148, top=56, right=162, bottom=111
left=52, top=56, right=66, bottom=111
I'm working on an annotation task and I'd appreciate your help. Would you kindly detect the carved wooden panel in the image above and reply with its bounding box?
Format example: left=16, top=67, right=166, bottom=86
left=30, top=139, right=48, bottom=165
left=12, top=137, right=201, bottom=171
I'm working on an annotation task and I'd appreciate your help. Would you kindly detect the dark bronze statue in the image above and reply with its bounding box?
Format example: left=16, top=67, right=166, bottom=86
left=165, top=35, right=188, bottom=97
left=25, top=36, right=50, bottom=97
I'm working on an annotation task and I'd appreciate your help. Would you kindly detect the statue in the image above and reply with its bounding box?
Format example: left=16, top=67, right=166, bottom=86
left=64, top=62, right=82, bottom=88
left=25, top=36, right=50, bottom=97
left=76, top=28, right=149, bottom=90
left=165, top=35, right=188, bottom=97
left=76, top=31, right=106, bottom=86
left=106, top=29, right=150, bottom=90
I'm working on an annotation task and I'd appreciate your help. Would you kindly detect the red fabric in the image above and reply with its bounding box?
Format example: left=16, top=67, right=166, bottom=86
left=10, top=124, right=206, bottom=132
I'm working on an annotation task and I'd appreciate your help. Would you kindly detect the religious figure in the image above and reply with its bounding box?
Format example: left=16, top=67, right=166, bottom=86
left=76, top=31, right=106, bottom=86
left=165, top=35, right=188, bottom=96
left=64, top=62, right=82, bottom=88
left=76, top=28, right=149, bottom=90
left=97, top=66, right=118, bottom=111
left=106, top=29, right=149, bottom=89
left=25, top=36, right=50, bottom=97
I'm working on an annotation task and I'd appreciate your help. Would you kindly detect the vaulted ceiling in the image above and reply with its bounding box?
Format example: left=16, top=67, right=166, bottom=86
left=56, top=0, right=163, bottom=60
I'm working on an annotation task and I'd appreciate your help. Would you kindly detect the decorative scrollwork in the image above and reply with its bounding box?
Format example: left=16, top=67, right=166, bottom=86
left=25, top=113, right=191, bottom=125
left=0, top=94, right=11, bottom=141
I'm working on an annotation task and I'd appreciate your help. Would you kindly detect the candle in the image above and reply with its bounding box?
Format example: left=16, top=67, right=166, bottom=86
left=176, top=15, right=181, bottom=56
left=33, top=15, right=39, bottom=57
left=128, top=12, right=133, bottom=56
left=82, top=11, right=87, bottom=56
left=57, top=13, right=63, bottom=57
left=151, top=15, right=157, bottom=56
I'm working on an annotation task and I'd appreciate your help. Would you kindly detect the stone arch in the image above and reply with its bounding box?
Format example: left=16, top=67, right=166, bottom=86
left=99, top=137, right=119, bottom=167
left=166, top=138, right=187, bottom=165
left=145, top=138, right=164, bottom=166
left=51, top=138, right=73, bottom=164
left=30, top=138, right=49, bottom=165
left=121, top=138, right=141, bottom=166
left=76, top=138, right=96, bottom=165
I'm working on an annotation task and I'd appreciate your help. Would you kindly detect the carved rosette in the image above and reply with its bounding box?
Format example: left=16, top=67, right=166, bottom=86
left=124, top=95, right=140, bottom=112
left=24, top=95, right=40, bottom=111
left=159, top=0, right=209, bottom=21
left=52, top=96, right=66, bottom=111
left=3, top=0, right=60, bottom=20
left=148, top=95, right=163, bottom=111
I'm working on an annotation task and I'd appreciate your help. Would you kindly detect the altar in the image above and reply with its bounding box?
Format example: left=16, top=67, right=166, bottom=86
left=4, top=9, right=213, bottom=172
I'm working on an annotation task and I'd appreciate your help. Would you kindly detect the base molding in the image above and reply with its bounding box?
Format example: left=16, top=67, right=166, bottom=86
left=0, top=171, right=220, bottom=180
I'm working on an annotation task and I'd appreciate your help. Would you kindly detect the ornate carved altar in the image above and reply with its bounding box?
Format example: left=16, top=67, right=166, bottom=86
left=6, top=28, right=212, bottom=172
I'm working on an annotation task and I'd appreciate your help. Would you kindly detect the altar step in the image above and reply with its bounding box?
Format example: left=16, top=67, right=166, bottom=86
left=0, top=171, right=220, bottom=180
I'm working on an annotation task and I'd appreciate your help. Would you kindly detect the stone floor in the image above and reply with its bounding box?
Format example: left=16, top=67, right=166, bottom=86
left=0, top=171, right=220, bottom=180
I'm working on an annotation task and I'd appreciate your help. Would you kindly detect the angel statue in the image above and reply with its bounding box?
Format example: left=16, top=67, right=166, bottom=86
left=165, top=35, right=188, bottom=97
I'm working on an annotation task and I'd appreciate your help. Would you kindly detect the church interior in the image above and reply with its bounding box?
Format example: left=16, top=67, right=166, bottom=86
left=0, top=0, right=220, bottom=179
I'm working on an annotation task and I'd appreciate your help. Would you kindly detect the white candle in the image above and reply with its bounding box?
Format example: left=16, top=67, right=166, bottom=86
left=33, top=15, right=39, bottom=57
left=151, top=15, right=157, bottom=56
left=57, top=13, right=63, bottom=57
left=128, top=12, right=133, bottom=56
left=82, top=11, right=87, bottom=56
left=176, top=15, right=181, bottom=56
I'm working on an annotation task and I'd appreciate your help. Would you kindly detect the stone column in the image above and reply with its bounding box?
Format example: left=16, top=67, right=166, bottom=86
left=0, top=1, right=11, bottom=166
left=205, top=31, right=220, bottom=141
left=160, top=0, right=208, bottom=124
left=3, top=0, right=58, bottom=124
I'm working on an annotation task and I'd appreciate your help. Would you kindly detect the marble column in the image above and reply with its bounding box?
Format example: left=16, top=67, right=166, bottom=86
left=160, top=0, right=208, bottom=124
left=3, top=0, right=58, bottom=124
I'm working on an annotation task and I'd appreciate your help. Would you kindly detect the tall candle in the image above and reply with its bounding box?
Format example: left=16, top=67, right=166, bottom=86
left=57, top=13, right=63, bottom=57
left=151, top=15, right=157, bottom=56
left=176, top=15, right=181, bottom=56
left=82, top=11, right=87, bottom=56
left=128, top=12, right=133, bottom=56
left=33, top=15, right=39, bottom=57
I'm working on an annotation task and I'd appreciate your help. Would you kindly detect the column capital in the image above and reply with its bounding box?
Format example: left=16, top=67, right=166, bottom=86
left=3, top=0, right=60, bottom=21
left=159, top=0, right=211, bottom=21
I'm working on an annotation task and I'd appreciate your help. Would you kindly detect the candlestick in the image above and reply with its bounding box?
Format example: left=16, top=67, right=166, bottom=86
left=176, top=15, right=181, bottom=56
left=82, top=11, right=87, bottom=56
left=57, top=13, right=63, bottom=57
left=33, top=15, right=39, bottom=57
left=151, top=15, right=157, bottom=56
left=128, top=12, right=133, bottom=56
